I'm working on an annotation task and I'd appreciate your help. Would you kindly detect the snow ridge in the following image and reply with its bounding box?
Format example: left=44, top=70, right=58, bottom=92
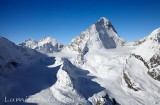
left=131, top=28, right=160, bottom=81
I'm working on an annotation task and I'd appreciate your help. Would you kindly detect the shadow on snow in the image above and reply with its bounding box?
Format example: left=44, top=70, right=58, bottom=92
left=3, top=56, right=60, bottom=105
left=63, top=59, right=105, bottom=99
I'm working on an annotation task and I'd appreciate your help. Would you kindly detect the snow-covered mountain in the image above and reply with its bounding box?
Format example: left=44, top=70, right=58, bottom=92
left=0, top=36, right=45, bottom=72
left=1, top=17, right=160, bottom=105
left=20, top=36, right=64, bottom=54
left=132, top=28, right=160, bottom=80
left=0, top=36, right=47, bottom=105
left=66, top=17, right=124, bottom=54
left=53, top=18, right=160, bottom=105
left=133, top=28, right=160, bottom=60
left=20, top=38, right=38, bottom=49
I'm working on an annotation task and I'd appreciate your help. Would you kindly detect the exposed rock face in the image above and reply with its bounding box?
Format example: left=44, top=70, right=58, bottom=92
left=123, top=71, right=141, bottom=91
left=148, top=54, right=160, bottom=80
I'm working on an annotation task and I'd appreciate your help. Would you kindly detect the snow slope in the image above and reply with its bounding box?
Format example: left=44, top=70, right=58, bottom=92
left=132, top=28, right=160, bottom=80
left=132, top=28, right=160, bottom=61
left=122, top=56, right=160, bottom=105
left=0, top=36, right=47, bottom=105
left=52, top=26, right=160, bottom=105
left=2, top=44, right=160, bottom=105
left=0, top=36, right=45, bottom=72
left=49, top=45, right=160, bottom=105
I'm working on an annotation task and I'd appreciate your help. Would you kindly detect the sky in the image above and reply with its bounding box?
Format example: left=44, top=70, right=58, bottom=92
left=0, top=0, right=160, bottom=44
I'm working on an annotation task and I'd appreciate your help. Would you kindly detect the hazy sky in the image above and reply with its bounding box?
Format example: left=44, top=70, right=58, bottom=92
left=0, top=0, right=160, bottom=44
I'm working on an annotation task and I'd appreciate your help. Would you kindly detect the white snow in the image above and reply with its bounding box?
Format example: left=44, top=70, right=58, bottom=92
left=132, top=27, right=160, bottom=61
left=20, top=38, right=38, bottom=49
left=0, top=18, right=160, bottom=105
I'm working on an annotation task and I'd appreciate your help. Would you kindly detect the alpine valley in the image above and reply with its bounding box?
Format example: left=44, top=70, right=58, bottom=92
left=0, top=17, right=160, bottom=105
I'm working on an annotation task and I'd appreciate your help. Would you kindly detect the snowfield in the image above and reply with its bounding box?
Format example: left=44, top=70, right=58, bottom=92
left=27, top=46, right=160, bottom=105
left=0, top=17, right=160, bottom=105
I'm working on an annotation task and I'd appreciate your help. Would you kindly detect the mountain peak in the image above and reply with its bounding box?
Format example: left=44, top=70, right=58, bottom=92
left=98, top=17, right=109, bottom=23
left=146, top=27, right=160, bottom=42
left=39, top=36, right=57, bottom=45
left=27, top=38, right=35, bottom=41
left=95, top=17, right=117, bottom=33
left=0, top=36, right=8, bottom=40
left=24, top=38, right=37, bottom=43
left=20, top=38, right=38, bottom=49
left=67, top=17, right=124, bottom=53
left=97, top=17, right=110, bottom=26
left=40, top=36, right=56, bottom=41
left=151, top=27, right=160, bottom=35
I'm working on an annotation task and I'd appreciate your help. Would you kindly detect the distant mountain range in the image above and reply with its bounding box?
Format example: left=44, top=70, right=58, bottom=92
left=20, top=36, right=64, bottom=53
